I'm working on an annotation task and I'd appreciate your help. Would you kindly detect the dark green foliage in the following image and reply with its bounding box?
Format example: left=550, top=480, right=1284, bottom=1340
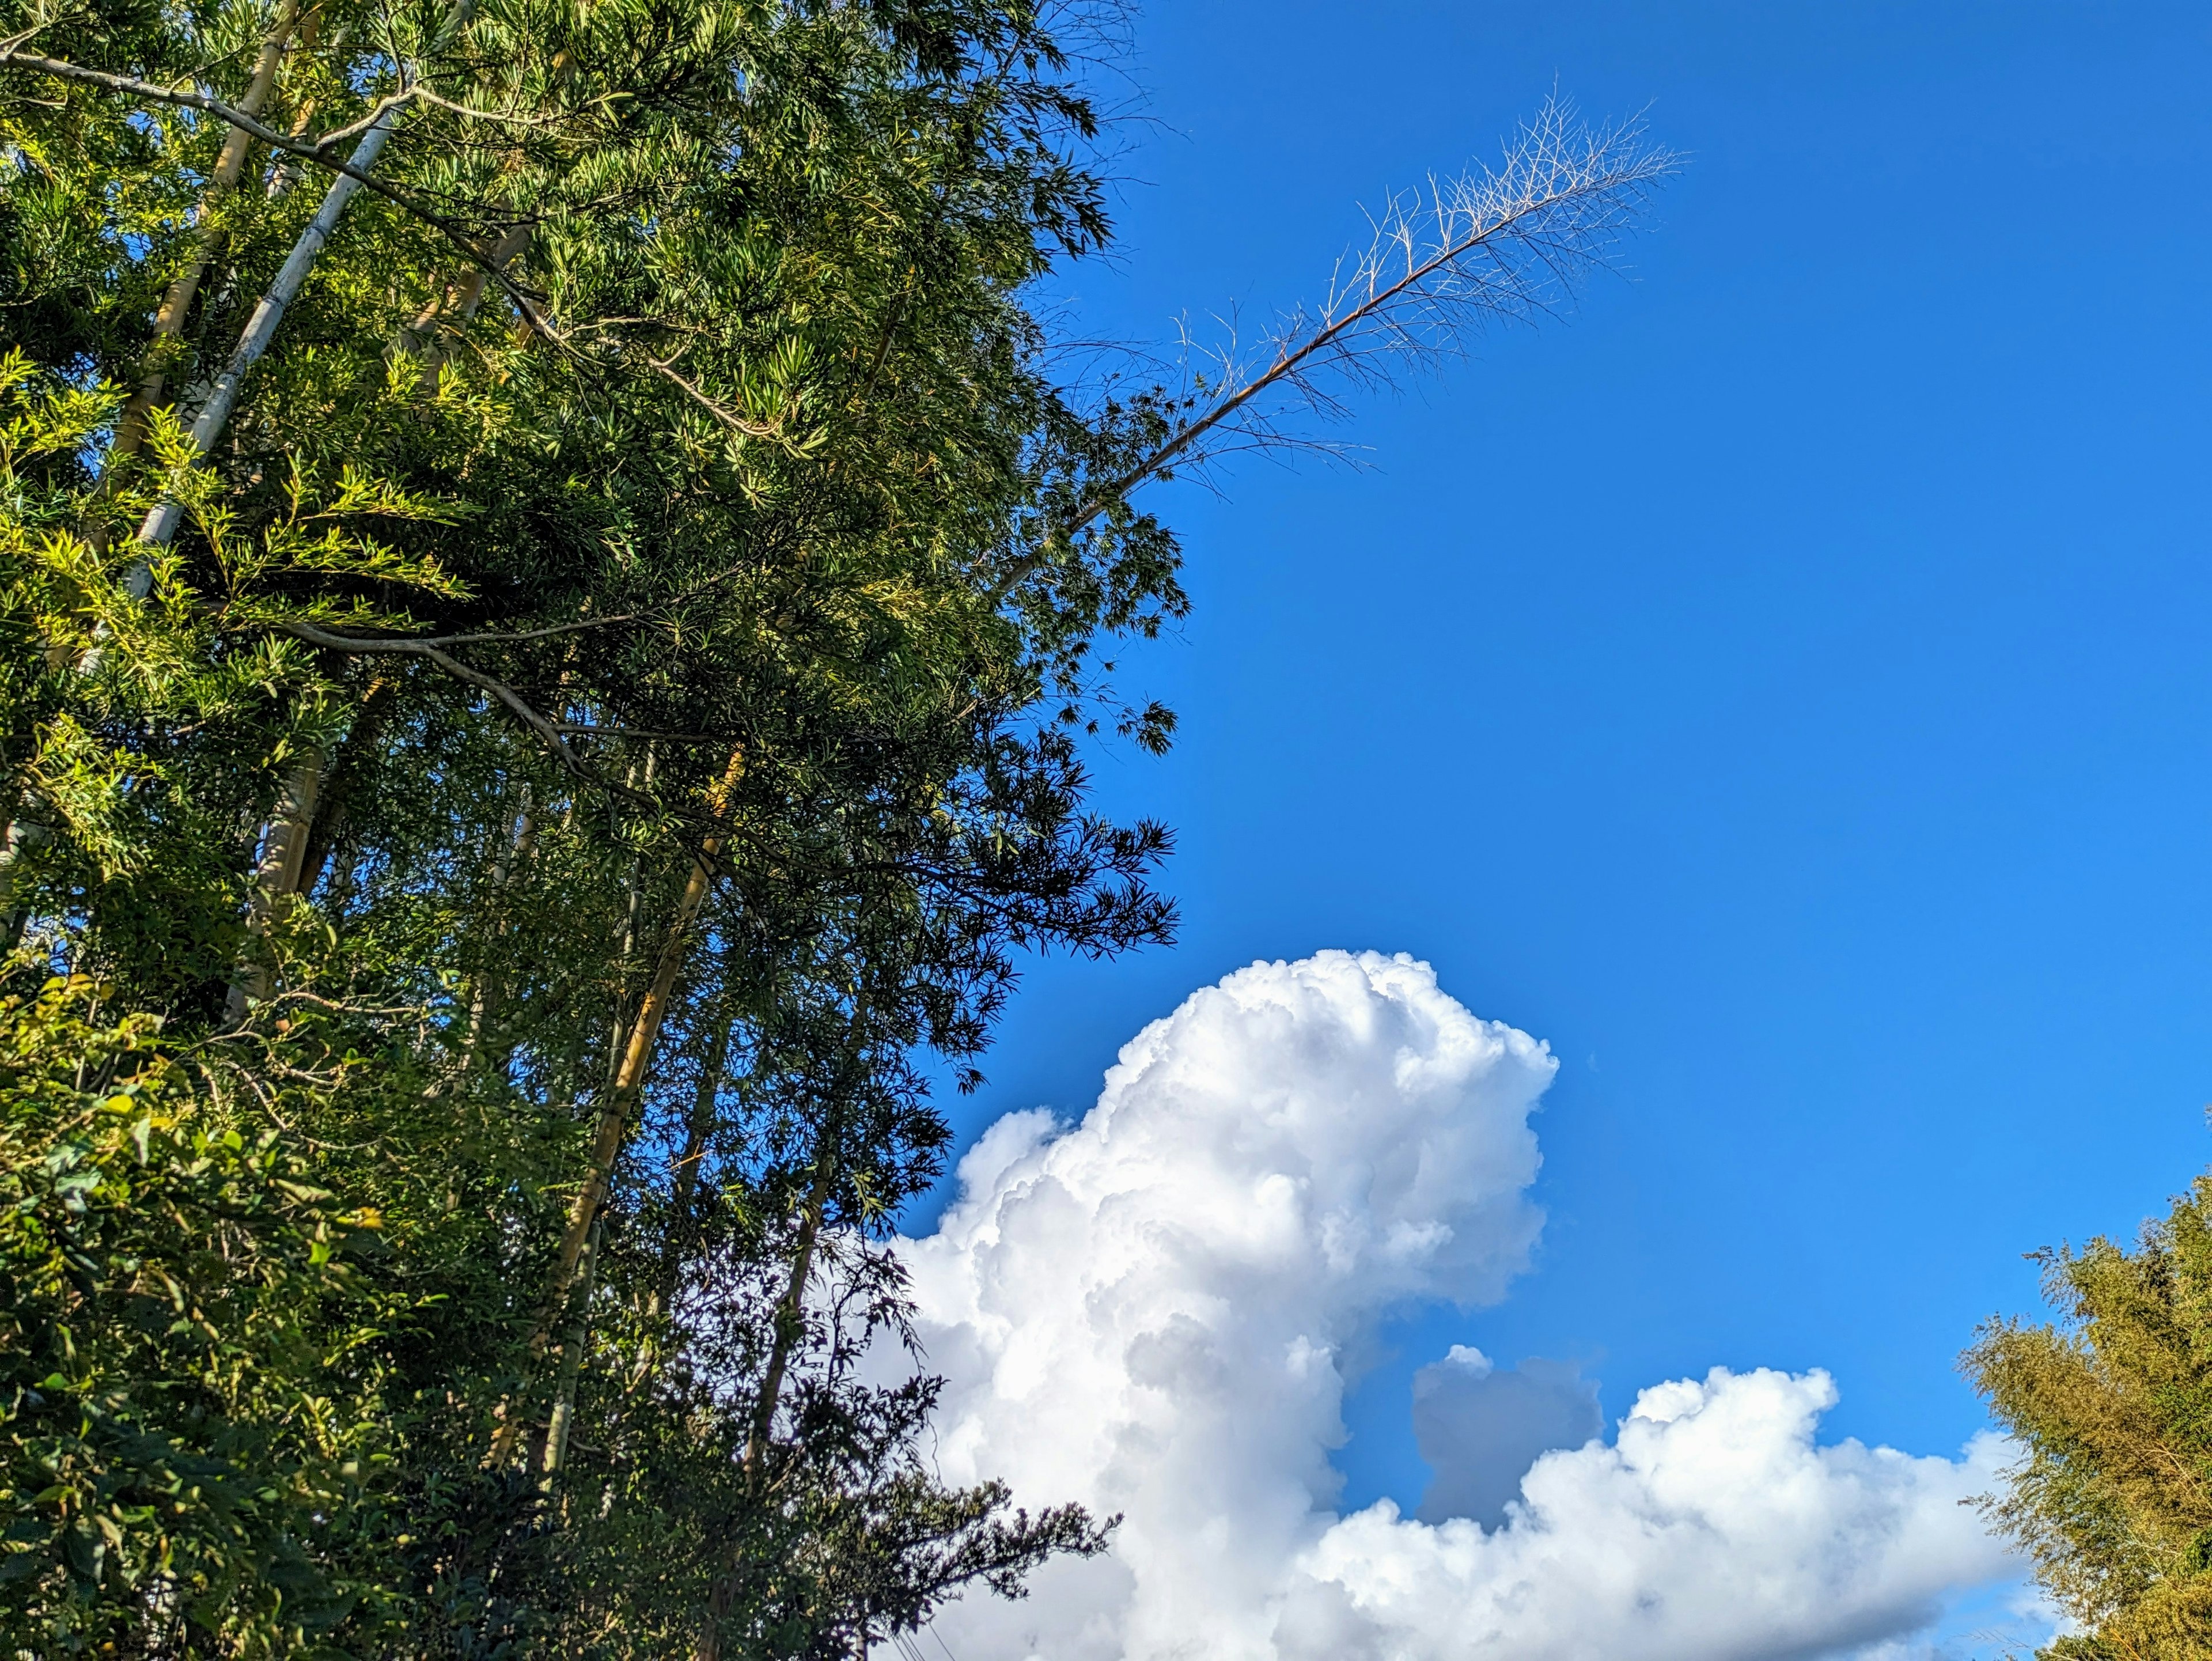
left=0, top=0, right=1671, bottom=1647
left=0, top=977, right=411, bottom=1649
left=1, top=0, right=1149, bottom=1651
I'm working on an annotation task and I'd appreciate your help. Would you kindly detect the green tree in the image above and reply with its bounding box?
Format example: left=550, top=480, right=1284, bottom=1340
left=1967, top=1172, right=2212, bottom=1658
left=0, top=0, right=1672, bottom=1648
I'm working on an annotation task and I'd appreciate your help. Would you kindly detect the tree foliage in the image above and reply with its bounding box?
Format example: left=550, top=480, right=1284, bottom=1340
left=1967, top=1173, right=2212, bottom=1659
left=0, top=0, right=1669, bottom=1649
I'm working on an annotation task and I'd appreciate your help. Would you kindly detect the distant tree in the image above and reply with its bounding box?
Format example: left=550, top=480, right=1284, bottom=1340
left=1965, top=1174, right=2212, bottom=1658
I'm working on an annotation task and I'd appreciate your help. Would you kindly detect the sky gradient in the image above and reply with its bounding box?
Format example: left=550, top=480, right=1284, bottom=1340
left=911, top=0, right=2212, bottom=1528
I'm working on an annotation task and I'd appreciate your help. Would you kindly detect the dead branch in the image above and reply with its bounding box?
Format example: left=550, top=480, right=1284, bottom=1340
left=1090, top=99, right=1676, bottom=528
left=995, top=97, right=1676, bottom=604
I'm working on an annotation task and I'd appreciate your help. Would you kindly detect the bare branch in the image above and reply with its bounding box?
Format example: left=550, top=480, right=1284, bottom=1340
left=1091, top=99, right=1675, bottom=527
left=2, top=51, right=380, bottom=172
left=994, top=97, right=1677, bottom=612
left=644, top=354, right=791, bottom=443
left=384, top=614, right=636, bottom=649
left=554, top=723, right=725, bottom=744
left=271, top=619, right=597, bottom=780
left=0, top=50, right=544, bottom=304
left=0, top=52, right=831, bottom=453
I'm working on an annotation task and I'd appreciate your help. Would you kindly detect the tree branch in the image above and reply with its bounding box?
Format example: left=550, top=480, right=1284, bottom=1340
left=0, top=50, right=545, bottom=309
left=271, top=619, right=596, bottom=780
left=991, top=100, right=1675, bottom=604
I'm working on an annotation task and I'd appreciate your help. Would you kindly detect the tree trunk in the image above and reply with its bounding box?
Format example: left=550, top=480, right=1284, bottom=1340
left=223, top=667, right=403, bottom=1024
left=698, top=1020, right=861, bottom=1661
left=0, top=814, right=46, bottom=950
left=540, top=1212, right=602, bottom=1484
left=658, top=1013, right=734, bottom=1307
left=696, top=1160, right=835, bottom=1661
left=129, top=0, right=482, bottom=561
left=490, top=752, right=740, bottom=1467
left=551, top=850, right=715, bottom=1318
left=224, top=751, right=321, bottom=1024
left=100, top=0, right=304, bottom=490
left=293, top=675, right=398, bottom=899
left=403, top=222, right=533, bottom=394
left=460, top=781, right=536, bottom=1068
left=741, top=1155, right=835, bottom=1496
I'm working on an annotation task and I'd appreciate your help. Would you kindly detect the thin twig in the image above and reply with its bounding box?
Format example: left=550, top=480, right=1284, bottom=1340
left=994, top=99, right=1675, bottom=601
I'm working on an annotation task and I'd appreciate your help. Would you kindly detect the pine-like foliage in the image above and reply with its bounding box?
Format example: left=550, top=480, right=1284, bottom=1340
left=1967, top=1175, right=2212, bottom=1659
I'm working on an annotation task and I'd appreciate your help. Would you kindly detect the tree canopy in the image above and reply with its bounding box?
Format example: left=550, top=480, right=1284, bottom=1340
left=1969, top=1173, right=2212, bottom=1659
left=0, top=0, right=1669, bottom=1650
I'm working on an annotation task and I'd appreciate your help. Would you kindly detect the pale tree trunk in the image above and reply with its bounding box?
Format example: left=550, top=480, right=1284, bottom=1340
left=553, top=853, right=716, bottom=1320
left=129, top=0, right=482, bottom=563
left=0, top=819, right=46, bottom=951
left=224, top=750, right=320, bottom=1024
left=221, top=668, right=402, bottom=1023
left=166, top=0, right=479, bottom=1012
left=130, top=117, right=399, bottom=561
left=100, top=0, right=304, bottom=493
left=13, top=4, right=306, bottom=932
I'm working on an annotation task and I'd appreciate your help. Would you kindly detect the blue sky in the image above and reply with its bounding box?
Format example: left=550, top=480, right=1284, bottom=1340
left=919, top=0, right=2212, bottom=1518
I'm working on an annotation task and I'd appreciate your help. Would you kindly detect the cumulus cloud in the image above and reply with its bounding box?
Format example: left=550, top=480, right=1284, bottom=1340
left=896, top=951, right=2016, bottom=1660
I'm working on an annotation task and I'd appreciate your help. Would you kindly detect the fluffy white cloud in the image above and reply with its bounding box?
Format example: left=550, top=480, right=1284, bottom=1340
left=896, top=951, right=2016, bottom=1660
left=1291, top=1367, right=2012, bottom=1661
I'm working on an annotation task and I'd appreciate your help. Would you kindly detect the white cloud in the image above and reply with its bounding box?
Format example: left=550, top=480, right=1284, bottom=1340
left=897, top=951, right=2017, bottom=1661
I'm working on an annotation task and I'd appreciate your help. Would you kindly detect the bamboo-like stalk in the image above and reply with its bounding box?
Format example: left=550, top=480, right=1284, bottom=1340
left=154, top=0, right=473, bottom=1009
left=17, top=3, right=318, bottom=917
left=487, top=848, right=717, bottom=1470
left=490, top=754, right=742, bottom=1468
left=459, top=782, right=536, bottom=1066
left=658, top=1013, right=734, bottom=1307
left=292, top=674, right=397, bottom=897
left=540, top=1212, right=602, bottom=1483
left=101, top=0, right=305, bottom=488
left=224, top=750, right=321, bottom=1024
left=698, top=1016, right=864, bottom=1661
left=0, top=818, right=47, bottom=951
left=222, top=668, right=402, bottom=1023
left=695, top=1149, right=836, bottom=1661
left=556, top=855, right=713, bottom=1307
left=741, top=1156, right=835, bottom=1496
left=403, top=221, right=532, bottom=394
left=129, top=0, right=482, bottom=563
